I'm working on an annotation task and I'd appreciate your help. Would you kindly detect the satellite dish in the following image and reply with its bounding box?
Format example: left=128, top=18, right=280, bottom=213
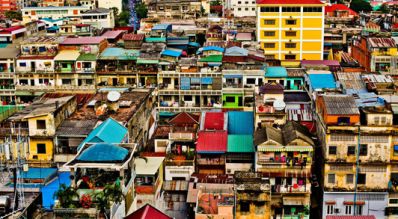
left=107, top=91, right=121, bottom=102
left=273, top=100, right=286, bottom=111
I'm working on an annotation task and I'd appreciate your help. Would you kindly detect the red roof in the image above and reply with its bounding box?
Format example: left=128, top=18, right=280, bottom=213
left=325, top=4, right=358, bottom=16
left=168, top=112, right=199, bottom=125
left=101, top=30, right=125, bottom=39
left=326, top=216, right=376, bottom=219
left=0, top=25, right=25, bottom=34
left=257, top=0, right=323, bottom=4
left=196, top=131, right=227, bottom=153
left=123, top=33, right=145, bottom=41
left=204, top=112, right=225, bottom=130
left=61, top=37, right=105, bottom=45
left=125, top=204, right=171, bottom=219
left=393, top=23, right=398, bottom=29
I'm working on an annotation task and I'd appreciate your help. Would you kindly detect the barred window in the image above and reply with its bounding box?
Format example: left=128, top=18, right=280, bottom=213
left=330, top=134, right=355, bottom=142
left=328, top=174, right=335, bottom=184
left=169, top=170, right=190, bottom=174
left=360, top=166, right=387, bottom=172
left=330, top=165, right=353, bottom=172
left=360, top=135, right=389, bottom=143
left=346, top=174, right=354, bottom=184
left=357, top=193, right=386, bottom=201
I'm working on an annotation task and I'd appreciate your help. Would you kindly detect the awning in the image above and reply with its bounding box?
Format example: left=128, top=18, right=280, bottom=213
left=223, top=74, right=243, bottom=79
left=343, top=201, right=365, bottom=205
left=201, top=77, right=213, bottom=84
left=257, top=145, right=313, bottom=152
left=283, top=196, right=309, bottom=206
left=191, top=77, right=200, bottom=84
left=136, top=59, right=159, bottom=64
left=325, top=200, right=336, bottom=205
left=188, top=42, right=200, bottom=47
left=54, top=50, right=80, bottom=61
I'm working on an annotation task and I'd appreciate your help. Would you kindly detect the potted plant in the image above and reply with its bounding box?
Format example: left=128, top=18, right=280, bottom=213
left=53, top=184, right=79, bottom=208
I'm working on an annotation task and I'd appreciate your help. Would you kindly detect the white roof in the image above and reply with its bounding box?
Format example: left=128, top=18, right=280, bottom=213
left=135, top=157, right=164, bottom=175
left=54, top=50, right=80, bottom=61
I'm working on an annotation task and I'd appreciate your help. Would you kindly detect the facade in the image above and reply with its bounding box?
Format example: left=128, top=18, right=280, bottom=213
left=0, top=0, right=17, bottom=11
left=39, top=0, right=64, bottom=7
left=231, top=0, right=256, bottom=17
left=256, top=0, right=325, bottom=61
left=147, top=0, right=202, bottom=19
left=97, top=0, right=122, bottom=14
left=0, top=48, right=19, bottom=105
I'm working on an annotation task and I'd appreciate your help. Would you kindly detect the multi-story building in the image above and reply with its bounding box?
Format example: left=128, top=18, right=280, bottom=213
left=316, top=95, right=389, bottom=218
left=352, top=36, right=398, bottom=73
left=147, top=0, right=202, bottom=19
left=231, top=0, right=256, bottom=17
left=0, top=0, right=17, bottom=11
left=39, top=0, right=63, bottom=7
left=256, top=0, right=325, bottom=62
left=255, top=121, right=313, bottom=218
left=97, top=0, right=122, bottom=14
left=0, top=48, right=19, bottom=105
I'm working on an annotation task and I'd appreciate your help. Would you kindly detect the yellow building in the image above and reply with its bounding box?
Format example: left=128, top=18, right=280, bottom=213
left=256, top=0, right=325, bottom=62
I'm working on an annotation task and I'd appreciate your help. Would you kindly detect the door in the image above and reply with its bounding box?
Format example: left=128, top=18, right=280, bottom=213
left=31, top=61, right=36, bottom=72
left=112, top=78, right=118, bottom=86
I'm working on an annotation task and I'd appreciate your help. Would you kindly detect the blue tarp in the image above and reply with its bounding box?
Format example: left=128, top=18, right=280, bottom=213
left=201, top=77, right=213, bottom=84
left=180, top=77, right=190, bottom=90
left=18, top=168, right=57, bottom=180
left=308, top=73, right=337, bottom=89
left=41, top=172, right=71, bottom=210
left=77, top=143, right=129, bottom=162
left=227, top=111, right=254, bottom=135
left=265, top=66, right=288, bottom=78
left=224, top=74, right=243, bottom=79
left=161, top=49, right=182, bottom=57
left=188, top=42, right=200, bottom=47
left=395, top=145, right=398, bottom=152
left=202, top=46, right=224, bottom=53
left=78, top=118, right=128, bottom=151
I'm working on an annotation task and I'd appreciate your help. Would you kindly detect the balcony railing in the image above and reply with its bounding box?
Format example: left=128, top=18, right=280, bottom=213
left=56, top=85, right=96, bottom=91
left=169, top=132, right=195, bottom=141
left=197, top=158, right=225, bottom=165
left=164, top=159, right=195, bottom=166
left=16, top=85, right=55, bottom=91
left=272, top=183, right=311, bottom=193
left=0, top=127, right=29, bottom=136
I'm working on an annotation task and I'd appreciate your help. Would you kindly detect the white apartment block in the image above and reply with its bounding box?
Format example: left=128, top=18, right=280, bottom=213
left=231, top=0, right=256, bottom=17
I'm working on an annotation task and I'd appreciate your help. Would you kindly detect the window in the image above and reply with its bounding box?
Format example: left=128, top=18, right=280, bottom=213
left=346, top=174, right=354, bottom=184
left=285, top=43, right=296, bottom=48
left=263, top=43, right=275, bottom=48
left=245, top=1, right=248, bottom=4
left=264, top=19, right=275, bottom=25
left=184, top=96, right=193, bottom=101
left=390, top=199, right=398, bottom=204
left=245, top=7, right=248, bottom=11
left=36, top=120, right=46, bottom=129
left=285, top=54, right=296, bottom=60
left=238, top=8, right=241, bottom=11
left=345, top=205, right=352, bottom=215
left=62, top=79, right=72, bottom=85
left=252, top=8, right=255, bottom=11
left=328, top=146, right=337, bottom=155
left=282, top=7, right=300, bottom=12
left=285, top=31, right=297, bottom=37
left=347, top=146, right=356, bottom=155
left=328, top=174, right=335, bottom=184
left=359, top=144, right=367, bottom=156
left=394, top=145, right=398, bottom=156
left=246, top=78, right=256, bottom=84
left=337, top=117, right=350, bottom=124
left=263, top=31, right=275, bottom=37
left=356, top=205, right=363, bottom=215
left=19, top=62, right=26, bottom=67
left=264, top=54, right=275, bottom=59
left=260, top=7, right=279, bottom=12
left=226, top=96, right=235, bottom=102
left=238, top=1, right=241, bottom=3
left=327, top=205, right=334, bottom=215
left=240, top=202, right=250, bottom=212
left=303, top=7, right=322, bottom=12
left=37, top=144, right=46, bottom=154
left=285, top=19, right=296, bottom=25
left=357, top=173, right=366, bottom=184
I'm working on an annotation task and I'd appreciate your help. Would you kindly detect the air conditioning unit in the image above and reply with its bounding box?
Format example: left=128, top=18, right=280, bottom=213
left=334, top=208, right=341, bottom=213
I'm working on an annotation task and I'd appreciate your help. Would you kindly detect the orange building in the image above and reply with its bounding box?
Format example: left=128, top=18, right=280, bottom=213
left=0, top=0, right=17, bottom=12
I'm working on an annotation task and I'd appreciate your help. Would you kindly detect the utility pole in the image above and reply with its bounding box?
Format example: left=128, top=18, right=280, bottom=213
left=353, top=125, right=360, bottom=215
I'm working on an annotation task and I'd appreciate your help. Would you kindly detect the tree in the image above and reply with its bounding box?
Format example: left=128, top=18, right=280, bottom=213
left=5, top=11, right=22, bottom=21
left=378, top=3, right=389, bottom=13
left=136, top=3, right=148, bottom=19
left=350, top=0, right=373, bottom=13
left=111, top=7, right=119, bottom=16
left=118, top=11, right=130, bottom=26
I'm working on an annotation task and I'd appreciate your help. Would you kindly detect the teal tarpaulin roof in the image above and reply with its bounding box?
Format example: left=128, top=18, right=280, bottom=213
left=77, top=118, right=127, bottom=151
left=17, top=168, right=57, bottom=180
left=265, top=66, right=288, bottom=78
left=228, top=111, right=254, bottom=134
left=77, top=143, right=129, bottom=162
left=227, top=135, right=254, bottom=153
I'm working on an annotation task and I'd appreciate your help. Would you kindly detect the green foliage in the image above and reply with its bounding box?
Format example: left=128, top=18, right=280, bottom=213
left=53, top=184, right=79, bottom=208
left=350, top=0, right=373, bottom=13
left=378, top=4, right=389, bottom=13
left=103, top=183, right=123, bottom=203
left=111, top=7, right=119, bottom=16
left=136, top=3, right=148, bottom=19
left=210, top=0, right=221, bottom=6
left=117, top=11, right=130, bottom=27
left=5, top=11, right=22, bottom=20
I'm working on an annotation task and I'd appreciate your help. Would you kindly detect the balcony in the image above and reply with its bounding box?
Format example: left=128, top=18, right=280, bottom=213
left=16, top=84, right=55, bottom=91
left=54, top=154, right=75, bottom=163
left=272, top=183, right=311, bottom=193
left=236, top=193, right=270, bottom=202
left=169, top=132, right=195, bottom=141
left=164, top=159, right=195, bottom=166
left=197, top=158, right=225, bottom=165
left=76, top=68, right=95, bottom=73
left=257, top=158, right=311, bottom=169
left=0, top=127, right=29, bottom=136
left=56, top=85, right=96, bottom=91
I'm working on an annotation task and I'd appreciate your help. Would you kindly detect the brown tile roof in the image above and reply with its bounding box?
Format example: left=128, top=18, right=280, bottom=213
left=123, top=33, right=145, bottom=41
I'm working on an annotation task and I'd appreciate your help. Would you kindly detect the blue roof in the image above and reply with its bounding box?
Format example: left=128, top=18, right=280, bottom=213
left=227, top=111, right=254, bottom=135
left=46, top=26, right=59, bottom=31
left=224, top=46, right=248, bottom=56
left=308, top=73, right=337, bottom=89
left=202, top=46, right=224, bottom=52
left=161, top=49, right=182, bottom=57
left=18, top=168, right=57, bottom=180
left=265, top=66, right=288, bottom=78
left=152, top=24, right=172, bottom=31
left=41, top=172, right=71, bottom=210
left=77, top=118, right=128, bottom=151
left=41, top=17, right=67, bottom=23
left=99, top=47, right=140, bottom=60
left=77, top=143, right=129, bottom=162
left=188, top=42, right=200, bottom=47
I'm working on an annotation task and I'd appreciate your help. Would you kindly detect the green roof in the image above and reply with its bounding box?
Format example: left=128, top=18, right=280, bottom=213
left=77, top=53, right=97, bottom=61
left=145, top=37, right=166, bottom=43
left=227, top=135, right=254, bottom=153
left=137, top=59, right=159, bottom=64
left=199, top=55, right=223, bottom=63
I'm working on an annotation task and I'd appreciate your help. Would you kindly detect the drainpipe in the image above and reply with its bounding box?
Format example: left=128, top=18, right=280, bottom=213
left=353, top=125, right=360, bottom=215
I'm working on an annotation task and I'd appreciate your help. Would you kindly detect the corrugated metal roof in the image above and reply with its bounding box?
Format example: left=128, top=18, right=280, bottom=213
left=325, top=216, right=376, bottom=219
left=135, top=157, right=165, bottom=175
left=202, top=46, right=224, bottom=52
left=224, top=46, right=248, bottom=56
left=265, top=66, right=288, bottom=78
left=161, top=49, right=182, bottom=57
left=322, top=95, right=360, bottom=115
left=204, top=112, right=225, bottom=130
left=199, top=55, right=223, bottom=62
left=99, top=47, right=140, bottom=60
left=196, top=131, right=228, bottom=153
left=77, top=143, right=129, bottom=162
left=54, top=50, right=80, bottom=61
left=77, top=53, right=97, bottom=61
left=77, top=118, right=127, bottom=150
left=101, top=30, right=124, bottom=39
left=227, top=111, right=254, bottom=134
left=227, top=135, right=254, bottom=153
left=308, top=73, right=337, bottom=89
left=61, top=37, right=105, bottom=45
left=123, top=33, right=145, bottom=41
